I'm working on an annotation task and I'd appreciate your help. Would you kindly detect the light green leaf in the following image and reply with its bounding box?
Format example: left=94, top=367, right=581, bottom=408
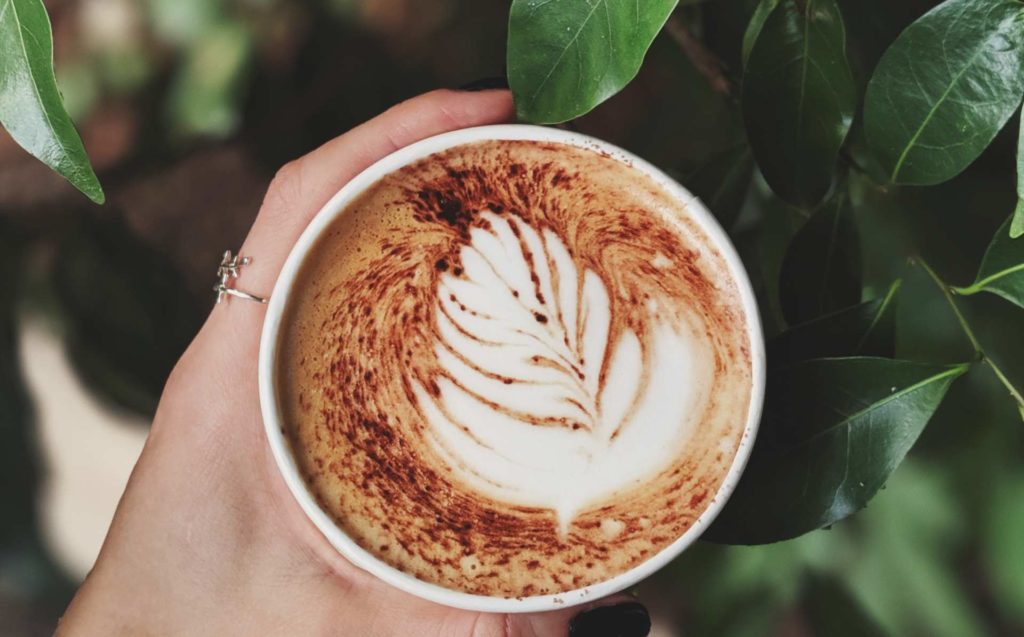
left=1012, top=199, right=1024, bottom=239
left=706, top=357, right=969, bottom=544
left=864, top=0, right=1024, bottom=185
left=742, top=0, right=856, bottom=207
left=0, top=0, right=104, bottom=203
left=848, top=462, right=987, bottom=637
left=145, top=0, right=224, bottom=46
left=984, top=474, right=1024, bottom=623
left=167, top=21, right=252, bottom=138
left=507, top=0, right=678, bottom=124
left=955, top=214, right=1024, bottom=308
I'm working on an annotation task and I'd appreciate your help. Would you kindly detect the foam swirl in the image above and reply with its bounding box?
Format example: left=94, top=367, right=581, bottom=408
left=415, top=211, right=710, bottom=531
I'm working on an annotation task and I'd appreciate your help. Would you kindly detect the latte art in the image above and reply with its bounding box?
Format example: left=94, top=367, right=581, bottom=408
left=415, top=211, right=712, bottom=530
left=279, top=140, right=753, bottom=598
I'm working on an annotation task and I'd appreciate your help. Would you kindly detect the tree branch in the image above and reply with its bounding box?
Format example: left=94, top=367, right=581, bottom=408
left=664, top=14, right=734, bottom=97
left=918, top=257, right=1024, bottom=416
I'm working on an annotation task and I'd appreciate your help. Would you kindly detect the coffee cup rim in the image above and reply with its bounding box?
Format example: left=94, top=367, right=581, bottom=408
left=258, top=123, right=766, bottom=613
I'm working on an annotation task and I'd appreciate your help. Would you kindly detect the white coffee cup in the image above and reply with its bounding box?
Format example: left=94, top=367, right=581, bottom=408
left=258, top=124, right=765, bottom=613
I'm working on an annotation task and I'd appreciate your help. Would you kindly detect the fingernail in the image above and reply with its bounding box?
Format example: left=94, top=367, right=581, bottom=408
left=457, top=76, right=510, bottom=92
left=569, top=601, right=651, bottom=637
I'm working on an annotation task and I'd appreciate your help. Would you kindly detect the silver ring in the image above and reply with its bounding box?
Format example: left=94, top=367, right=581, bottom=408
left=214, top=250, right=269, bottom=304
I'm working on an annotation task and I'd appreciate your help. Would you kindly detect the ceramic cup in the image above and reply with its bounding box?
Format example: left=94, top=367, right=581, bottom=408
left=258, top=124, right=766, bottom=613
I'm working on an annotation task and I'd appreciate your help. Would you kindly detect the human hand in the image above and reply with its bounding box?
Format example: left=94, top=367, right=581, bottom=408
left=57, top=89, right=651, bottom=637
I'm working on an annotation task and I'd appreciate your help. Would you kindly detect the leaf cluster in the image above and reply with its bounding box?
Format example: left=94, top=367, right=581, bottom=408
left=506, top=0, right=1024, bottom=548
left=2, top=0, right=1022, bottom=611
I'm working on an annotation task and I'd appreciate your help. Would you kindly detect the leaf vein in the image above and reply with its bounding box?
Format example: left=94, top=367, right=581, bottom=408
left=526, top=0, right=605, bottom=109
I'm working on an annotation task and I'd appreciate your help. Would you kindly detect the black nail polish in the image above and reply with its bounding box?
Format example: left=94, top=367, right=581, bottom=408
left=569, top=602, right=651, bottom=637
left=457, top=76, right=510, bottom=92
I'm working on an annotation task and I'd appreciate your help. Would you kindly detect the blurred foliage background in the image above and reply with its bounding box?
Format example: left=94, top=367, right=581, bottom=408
left=1, top=0, right=1022, bottom=635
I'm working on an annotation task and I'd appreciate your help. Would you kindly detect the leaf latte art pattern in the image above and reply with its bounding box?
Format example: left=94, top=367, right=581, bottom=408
left=413, top=212, right=709, bottom=530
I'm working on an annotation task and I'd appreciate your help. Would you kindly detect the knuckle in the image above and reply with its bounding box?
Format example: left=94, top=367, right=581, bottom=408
left=264, top=159, right=304, bottom=210
left=394, top=89, right=458, bottom=122
left=257, top=159, right=305, bottom=229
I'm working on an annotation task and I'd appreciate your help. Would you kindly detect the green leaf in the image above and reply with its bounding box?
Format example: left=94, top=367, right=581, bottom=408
left=741, top=0, right=779, bottom=68
left=507, top=0, right=678, bottom=124
left=732, top=191, right=807, bottom=337
left=803, top=575, right=888, bottom=637
left=742, top=0, right=856, bottom=207
left=683, top=143, right=755, bottom=230
left=1013, top=104, right=1024, bottom=239
left=955, top=214, right=1024, bottom=308
left=0, top=0, right=104, bottom=203
left=836, top=0, right=923, bottom=80
left=706, top=357, right=968, bottom=544
left=779, top=188, right=862, bottom=325
left=769, top=280, right=899, bottom=367
left=1013, top=199, right=1024, bottom=240
left=863, top=0, right=1024, bottom=185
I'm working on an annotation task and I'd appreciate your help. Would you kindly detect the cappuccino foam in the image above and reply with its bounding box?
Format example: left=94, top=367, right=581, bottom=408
left=278, top=140, right=752, bottom=598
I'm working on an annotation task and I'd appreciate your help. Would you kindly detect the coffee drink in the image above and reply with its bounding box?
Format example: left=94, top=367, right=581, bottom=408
left=277, top=139, right=752, bottom=598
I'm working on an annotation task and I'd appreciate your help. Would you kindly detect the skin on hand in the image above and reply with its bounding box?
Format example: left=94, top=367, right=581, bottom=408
left=56, top=89, right=643, bottom=637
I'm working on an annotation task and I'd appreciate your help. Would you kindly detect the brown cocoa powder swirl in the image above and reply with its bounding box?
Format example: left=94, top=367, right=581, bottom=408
left=279, top=140, right=752, bottom=598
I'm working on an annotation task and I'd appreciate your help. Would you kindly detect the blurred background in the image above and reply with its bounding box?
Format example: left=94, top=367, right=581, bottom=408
left=1, top=0, right=1022, bottom=635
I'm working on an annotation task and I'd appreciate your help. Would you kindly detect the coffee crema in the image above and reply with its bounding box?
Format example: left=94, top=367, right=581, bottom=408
left=278, top=140, right=752, bottom=598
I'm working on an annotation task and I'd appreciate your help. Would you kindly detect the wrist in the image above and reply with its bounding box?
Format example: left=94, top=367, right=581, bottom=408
left=56, top=436, right=322, bottom=635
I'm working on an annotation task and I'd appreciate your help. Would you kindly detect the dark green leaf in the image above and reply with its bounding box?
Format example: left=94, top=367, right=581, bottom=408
left=700, top=0, right=763, bottom=72
left=803, top=575, right=888, bottom=637
left=507, top=0, right=678, bottom=124
left=0, top=220, right=37, bottom=545
left=1014, top=104, right=1024, bottom=238
left=769, top=280, right=900, bottom=367
left=706, top=357, right=968, bottom=544
left=863, top=0, right=1024, bottom=185
left=53, top=214, right=204, bottom=416
left=0, top=0, right=104, bottom=203
left=779, top=189, right=862, bottom=325
left=742, top=0, right=856, bottom=207
left=955, top=214, right=1024, bottom=308
left=0, top=220, right=74, bottom=616
left=732, top=188, right=807, bottom=336
left=836, top=0, right=926, bottom=81
left=683, top=143, right=755, bottom=230
left=741, top=0, right=778, bottom=68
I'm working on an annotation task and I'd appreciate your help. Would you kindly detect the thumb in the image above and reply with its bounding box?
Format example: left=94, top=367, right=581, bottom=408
left=505, top=596, right=651, bottom=637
